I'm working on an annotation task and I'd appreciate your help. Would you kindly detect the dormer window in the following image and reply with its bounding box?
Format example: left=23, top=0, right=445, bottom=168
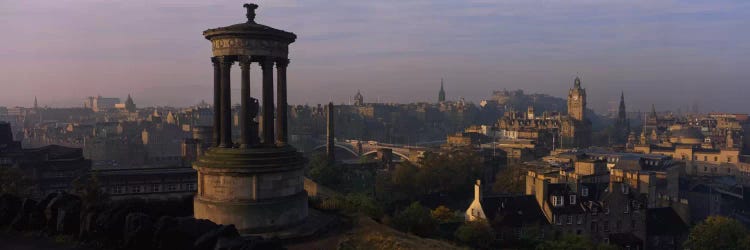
left=581, top=187, right=589, bottom=197
left=570, top=195, right=577, bottom=205
left=552, top=196, right=564, bottom=207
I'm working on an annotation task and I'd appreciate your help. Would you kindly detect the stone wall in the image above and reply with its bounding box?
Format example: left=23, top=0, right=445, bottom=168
left=0, top=192, right=282, bottom=250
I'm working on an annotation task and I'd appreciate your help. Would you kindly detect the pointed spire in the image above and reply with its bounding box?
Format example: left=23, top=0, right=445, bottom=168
left=438, top=78, right=446, bottom=103
left=34, top=96, right=38, bottom=109
left=651, top=104, right=657, bottom=117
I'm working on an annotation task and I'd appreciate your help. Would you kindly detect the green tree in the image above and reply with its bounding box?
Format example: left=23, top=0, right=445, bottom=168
left=684, top=216, right=750, bottom=250
left=492, top=163, right=525, bottom=194
left=0, top=167, right=32, bottom=196
left=71, top=172, right=109, bottom=209
left=454, top=219, right=494, bottom=249
left=536, top=234, right=595, bottom=250
left=431, top=205, right=455, bottom=223
left=344, top=192, right=383, bottom=219
left=307, top=153, right=341, bottom=187
left=391, top=202, right=438, bottom=237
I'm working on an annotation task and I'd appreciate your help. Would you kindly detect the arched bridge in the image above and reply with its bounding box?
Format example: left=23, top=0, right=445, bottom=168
left=310, top=139, right=429, bottom=161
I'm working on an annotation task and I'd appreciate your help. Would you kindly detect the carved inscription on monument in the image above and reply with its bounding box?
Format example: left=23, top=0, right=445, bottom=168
left=203, top=174, right=255, bottom=201
left=211, top=38, right=289, bottom=57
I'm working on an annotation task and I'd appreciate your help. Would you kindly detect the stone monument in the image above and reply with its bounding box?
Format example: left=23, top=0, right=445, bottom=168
left=193, top=3, right=307, bottom=234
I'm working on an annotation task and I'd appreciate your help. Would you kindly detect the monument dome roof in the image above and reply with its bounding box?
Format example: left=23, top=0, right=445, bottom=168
left=203, top=3, right=296, bottom=42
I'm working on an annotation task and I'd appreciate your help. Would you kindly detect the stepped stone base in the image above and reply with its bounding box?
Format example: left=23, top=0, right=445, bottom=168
left=193, top=145, right=308, bottom=233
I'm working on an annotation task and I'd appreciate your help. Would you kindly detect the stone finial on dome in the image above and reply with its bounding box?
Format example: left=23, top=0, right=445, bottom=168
left=243, top=3, right=259, bottom=23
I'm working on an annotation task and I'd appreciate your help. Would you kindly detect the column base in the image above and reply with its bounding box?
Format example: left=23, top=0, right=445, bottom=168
left=194, top=191, right=308, bottom=234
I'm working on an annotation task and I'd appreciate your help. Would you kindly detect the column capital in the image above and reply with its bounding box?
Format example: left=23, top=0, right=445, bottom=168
left=217, top=56, right=235, bottom=66
left=238, top=56, right=252, bottom=68
left=276, top=58, right=290, bottom=68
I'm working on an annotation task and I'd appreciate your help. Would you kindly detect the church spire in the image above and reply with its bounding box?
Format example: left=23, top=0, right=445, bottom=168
left=618, top=92, right=626, bottom=120
left=34, top=96, right=38, bottom=109
left=438, top=78, right=446, bottom=102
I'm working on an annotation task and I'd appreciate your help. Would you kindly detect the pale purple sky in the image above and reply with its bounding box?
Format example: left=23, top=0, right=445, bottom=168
left=1, top=0, right=748, bottom=113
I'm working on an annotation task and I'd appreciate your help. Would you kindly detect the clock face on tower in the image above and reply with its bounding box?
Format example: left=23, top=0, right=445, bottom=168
left=573, top=95, right=579, bottom=101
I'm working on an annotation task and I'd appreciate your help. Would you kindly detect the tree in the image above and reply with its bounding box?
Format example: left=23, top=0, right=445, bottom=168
left=0, top=167, right=32, bottom=196
left=536, top=234, right=595, bottom=250
left=431, top=205, right=455, bottom=223
left=454, top=219, right=494, bottom=249
left=684, top=216, right=750, bottom=250
left=492, top=163, right=525, bottom=194
left=71, top=172, right=109, bottom=209
left=391, top=202, right=438, bottom=237
left=307, top=153, right=341, bottom=187
left=344, top=192, right=383, bottom=219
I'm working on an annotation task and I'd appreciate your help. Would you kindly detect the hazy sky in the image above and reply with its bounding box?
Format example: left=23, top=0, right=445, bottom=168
left=1, top=0, right=748, bottom=113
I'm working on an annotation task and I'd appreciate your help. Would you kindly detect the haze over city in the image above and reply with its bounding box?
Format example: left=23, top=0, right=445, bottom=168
left=1, top=0, right=748, bottom=112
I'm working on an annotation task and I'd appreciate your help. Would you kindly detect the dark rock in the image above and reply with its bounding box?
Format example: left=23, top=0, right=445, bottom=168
left=78, top=206, right=103, bottom=241
left=213, top=236, right=284, bottom=250
left=30, top=193, right=58, bottom=231
left=94, top=200, right=148, bottom=244
left=56, top=196, right=82, bottom=235
left=153, top=216, right=218, bottom=250
left=10, top=198, right=36, bottom=230
left=45, top=193, right=81, bottom=234
left=0, top=193, right=22, bottom=225
left=123, top=212, right=154, bottom=250
left=194, top=224, right=240, bottom=250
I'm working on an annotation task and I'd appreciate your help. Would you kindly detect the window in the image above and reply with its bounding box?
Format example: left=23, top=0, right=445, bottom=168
left=569, top=195, right=576, bottom=205
left=591, top=221, right=597, bottom=232
left=631, top=220, right=636, bottom=230
left=112, top=186, right=123, bottom=194
left=555, top=215, right=562, bottom=225
left=581, top=187, right=589, bottom=197
left=704, top=156, right=707, bottom=161
left=132, top=185, right=141, bottom=193
left=728, top=157, right=732, bottom=163
left=603, top=220, right=610, bottom=232
left=704, top=166, right=708, bottom=172
left=624, top=204, right=630, bottom=213
left=577, top=215, right=583, bottom=225
left=553, top=196, right=564, bottom=207
left=152, top=184, right=160, bottom=192
left=714, top=156, right=718, bottom=162
left=567, top=215, right=573, bottom=224
left=167, top=184, right=176, bottom=191
left=187, top=183, right=195, bottom=191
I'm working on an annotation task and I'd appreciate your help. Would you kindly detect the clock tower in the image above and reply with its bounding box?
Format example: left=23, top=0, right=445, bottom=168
left=567, top=76, right=586, bottom=121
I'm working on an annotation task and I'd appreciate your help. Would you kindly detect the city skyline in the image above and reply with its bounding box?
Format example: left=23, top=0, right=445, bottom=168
left=1, top=0, right=749, bottom=113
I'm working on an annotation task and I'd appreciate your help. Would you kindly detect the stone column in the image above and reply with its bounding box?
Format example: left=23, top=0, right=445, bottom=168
left=260, top=57, right=275, bottom=145
left=219, top=56, right=234, bottom=148
left=275, top=59, right=289, bottom=145
left=239, top=57, right=252, bottom=148
left=212, top=57, right=221, bottom=147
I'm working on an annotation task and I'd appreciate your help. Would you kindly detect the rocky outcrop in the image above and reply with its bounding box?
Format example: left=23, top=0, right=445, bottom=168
left=0, top=194, right=21, bottom=225
left=123, top=213, right=154, bottom=250
left=10, top=198, right=37, bottom=230
left=0, top=192, right=279, bottom=250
